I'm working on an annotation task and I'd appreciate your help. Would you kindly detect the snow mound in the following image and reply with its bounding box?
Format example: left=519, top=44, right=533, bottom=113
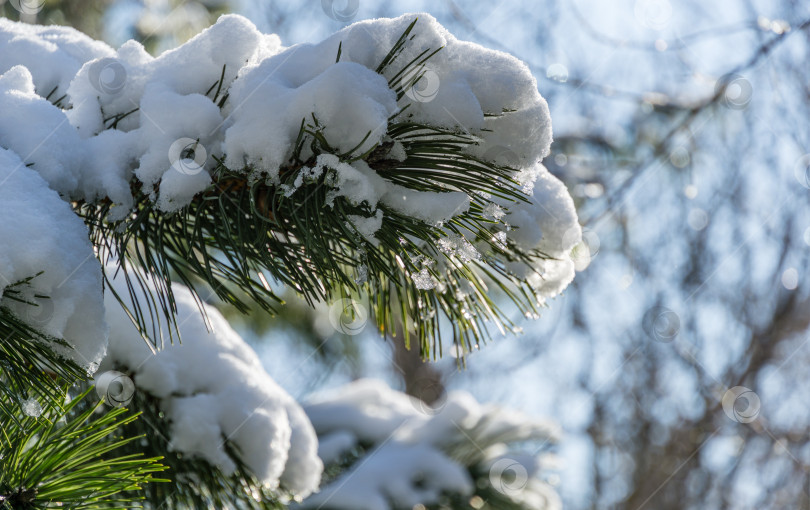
left=301, top=379, right=561, bottom=510
left=502, top=164, right=582, bottom=301
left=223, top=13, right=551, bottom=179
left=0, top=66, right=89, bottom=198
left=223, top=60, right=397, bottom=180
left=99, top=274, right=322, bottom=497
left=67, top=14, right=271, bottom=136
left=0, top=147, right=107, bottom=369
left=0, top=65, right=137, bottom=214
left=0, top=17, right=113, bottom=102
left=0, top=13, right=575, bottom=246
left=1, top=13, right=567, bottom=237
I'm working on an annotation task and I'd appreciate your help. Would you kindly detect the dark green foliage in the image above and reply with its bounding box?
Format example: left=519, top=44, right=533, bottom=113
left=1, top=281, right=165, bottom=509
left=0, top=388, right=166, bottom=509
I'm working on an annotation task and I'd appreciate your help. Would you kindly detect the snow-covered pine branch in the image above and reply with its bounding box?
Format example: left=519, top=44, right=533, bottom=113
left=98, top=273, right=322, bottom=503
left=0, top=146, right=107, bottom=370
left=0, top=12, right=581, bottom=360
left=301, top=379, right=562, bottom=510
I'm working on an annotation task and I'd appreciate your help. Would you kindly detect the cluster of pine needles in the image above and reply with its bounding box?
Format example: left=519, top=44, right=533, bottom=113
left=76, top=18, right=551, bottom=359
left=0, top=303, right=166, bottom=509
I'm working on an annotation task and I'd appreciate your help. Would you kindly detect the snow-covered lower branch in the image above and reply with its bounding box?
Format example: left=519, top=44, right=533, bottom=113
left=97, top=273, right=323, bottom=498
left=301, top=379, right=561, bottom=510
left=0, top=147, right=107, bottom=369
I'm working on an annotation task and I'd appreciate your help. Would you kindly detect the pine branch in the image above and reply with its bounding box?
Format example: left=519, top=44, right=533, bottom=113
left=1, top=281, right=167, bottom=509
left=0, top=388, right=166, bottom=509
left=93, top=389, right=288, bottom=510
left=0, top=281, right=87, bottom=417
left=74, top=18, right=554, bottom=358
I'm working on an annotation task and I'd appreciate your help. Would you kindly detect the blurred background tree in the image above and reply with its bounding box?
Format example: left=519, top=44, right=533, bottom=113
left=4, top=0, right=810, bottom=508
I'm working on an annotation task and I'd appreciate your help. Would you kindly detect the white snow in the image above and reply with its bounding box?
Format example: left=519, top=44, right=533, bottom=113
left=501, top=164, right=582, bottom=301
left=133, top=83, right=222, bottom=195
left=0, top=147, right=108, bottom=368
left=0, top=17, right=113, bottom=102
left=323, top=156, right=386, bottom=208
left=305, top=379, right=419, bottom=447
left=224, top=61, right=397, bottom=179
left=98, top=273, right=322, bottom=496
left=483, top=202, right=506, bottom=221
left=82, top=130, right=138, bottom=219
left=304, top=442, right=471, bottom=510
left=380, top=183, right=470, bottom=225
left=301, top=379, right=561, bottom=510
left=67, top=14, right=268, bottom=136
left=262, top=13, right=553, bottom=169
left=21, top=397, right=43, bottom=418
left=348, top=209, right=385, bottom=246
left=386, top=140, right=407, bottom=162
left=0, top=66, right=88, bottom=198
left=156, top=164, right=213, bottom=212
left=412, top=268, right=438, bottom=290
left=0, top=65, right=137, bottom=215
left=0, top=17, right=580, bottom=426
left=0, top=12, right=580, bottom=504
left=438, top=233, right=481, bottom=263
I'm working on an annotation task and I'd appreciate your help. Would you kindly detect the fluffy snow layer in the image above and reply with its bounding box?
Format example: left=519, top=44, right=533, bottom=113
left=0, top=147, right=107, bottom=368
left=98, top=275, right=322, bottom=496
left=223, top=14, right=551, bottom=177
left=503, top=164, right=582, bottom=300
left=0, top=66, right=89, bottom=197
left=300, top=379, right=561, bottom=510
left=0, top=17, right=113, bottom=102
